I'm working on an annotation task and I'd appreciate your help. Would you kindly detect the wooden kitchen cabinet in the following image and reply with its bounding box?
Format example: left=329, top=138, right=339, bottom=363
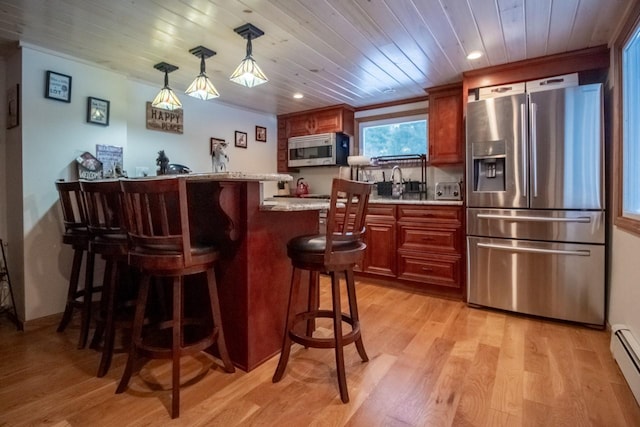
left=283, top=105, right=355, bottom=138
left=396, top=205, right=463, bottom=290
left=354, top=203, right=464, bottom=297
left=277, top=105, right=355, bottom=173
left=361, top=205, right=396, bottom=277
left=427, top=84, right=464, bottom=165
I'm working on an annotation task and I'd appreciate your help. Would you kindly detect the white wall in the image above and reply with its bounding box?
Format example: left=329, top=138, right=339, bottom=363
left=609, top=229, right=640, bottom=337
left=9, top=45, right=277, bottom=321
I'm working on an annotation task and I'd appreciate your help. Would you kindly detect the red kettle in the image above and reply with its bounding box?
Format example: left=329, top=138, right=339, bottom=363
left=295, top=177, right=309, bottom=197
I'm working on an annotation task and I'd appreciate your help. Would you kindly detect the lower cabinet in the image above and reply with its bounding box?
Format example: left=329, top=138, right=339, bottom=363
left=361, top=205, right=396, bottom=277
left=361, top=203, right=465, bottom=297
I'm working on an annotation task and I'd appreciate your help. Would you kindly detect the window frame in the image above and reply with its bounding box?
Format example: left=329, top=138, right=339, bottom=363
left=355, top=108, right=428, bottom=157
left=614, top=1, right=640, bottom=236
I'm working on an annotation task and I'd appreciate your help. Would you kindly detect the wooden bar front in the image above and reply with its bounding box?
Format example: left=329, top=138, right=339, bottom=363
left=187, top=179, right=318, bottom=371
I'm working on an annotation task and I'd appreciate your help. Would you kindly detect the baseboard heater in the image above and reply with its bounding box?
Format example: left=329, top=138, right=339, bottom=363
left=611, top=325, right=640, bottom=405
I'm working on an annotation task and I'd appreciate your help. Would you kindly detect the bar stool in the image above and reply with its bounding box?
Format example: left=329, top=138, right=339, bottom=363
left=273, top=178, right=372, bottom=403
left=80, top=179, right=131, bottom=377
left=116, top=176, right=235, bottom=419
left=55, top=179, right=98, bottom=349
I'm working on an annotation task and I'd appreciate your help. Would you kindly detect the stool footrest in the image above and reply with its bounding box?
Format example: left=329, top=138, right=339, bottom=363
left=289, top=310, right=361, bottom=349
left=135, top=334, right=217, bottom=360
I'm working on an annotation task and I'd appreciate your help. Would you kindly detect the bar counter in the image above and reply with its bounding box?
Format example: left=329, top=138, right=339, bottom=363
left=176, top=172, right=322, bottom=371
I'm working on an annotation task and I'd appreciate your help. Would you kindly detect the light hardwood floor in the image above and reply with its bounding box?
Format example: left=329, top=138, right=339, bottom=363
left=1, top=277, right=639, bottom=426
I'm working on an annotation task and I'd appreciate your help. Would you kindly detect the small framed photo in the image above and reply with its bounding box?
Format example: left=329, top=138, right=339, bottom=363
left=87, top=97, right=110, bottom=126
left=6, top=83, right=19, bottom=129
left=235, top=131, right=248, bottom=148
left=45, top=70, right=72, bottom=102
left=210, top=137, right=226, bottom=155
left=255, top=125, right=267, bottom=142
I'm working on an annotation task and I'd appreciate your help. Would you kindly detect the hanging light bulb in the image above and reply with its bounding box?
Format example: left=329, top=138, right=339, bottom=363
left=230, top=23, right=268, bottom=88
left=185, top=46, right=220, bottom=100
left=151, top=62, right=182, bottom=111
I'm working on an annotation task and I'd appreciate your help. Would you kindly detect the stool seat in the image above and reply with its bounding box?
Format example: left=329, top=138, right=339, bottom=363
left=61, top=227, right=89, bottom=248
left=273, top=178, right=372, bottom=404
left=287, top=234, right=366, bottom=267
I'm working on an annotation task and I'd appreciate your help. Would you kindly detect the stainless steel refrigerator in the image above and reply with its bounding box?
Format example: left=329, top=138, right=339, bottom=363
left=466, top=82, right=605, bottom=326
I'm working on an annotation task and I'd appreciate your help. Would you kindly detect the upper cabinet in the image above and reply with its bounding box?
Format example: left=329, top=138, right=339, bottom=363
left=282, top=105, right=355, bottom=138
left=427, top=84, right=463, bottom=165
left=277, top=105, right=355, bottom=172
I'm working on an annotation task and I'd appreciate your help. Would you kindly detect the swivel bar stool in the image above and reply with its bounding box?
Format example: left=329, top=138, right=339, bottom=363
left=55, top=179, right=98, bottom=349
left=116, top=176, right=235, bottom=419
left=273, top=178, right=373, bottom=403
left=80, top=179, right=131, bottom=377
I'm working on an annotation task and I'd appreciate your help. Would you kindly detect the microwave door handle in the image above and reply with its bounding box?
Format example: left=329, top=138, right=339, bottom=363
left=520, top=103, right=527, bottom=198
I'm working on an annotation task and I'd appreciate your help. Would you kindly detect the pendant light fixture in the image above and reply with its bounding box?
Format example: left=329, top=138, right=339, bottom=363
left=229, top=23, right=268, bottom=88
left=151, top=62, right=182, bottom=111
left=185, top=46, right=220, bottom=100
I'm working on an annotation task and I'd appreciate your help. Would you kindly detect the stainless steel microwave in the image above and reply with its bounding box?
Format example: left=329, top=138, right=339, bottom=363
left=288, top=132, right=349, bottom=167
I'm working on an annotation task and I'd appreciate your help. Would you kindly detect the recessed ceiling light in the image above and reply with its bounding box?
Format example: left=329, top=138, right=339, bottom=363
left=293, top=93, right=304, bottom=99
left=467, top=51, right=483, bottom=60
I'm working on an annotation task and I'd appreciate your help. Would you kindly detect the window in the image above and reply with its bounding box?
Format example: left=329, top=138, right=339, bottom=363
left=359, top=113, right=427, bottom=158
left=615, top=2, right=640, bottom=234
left=622, top=25, right=640, bottom=220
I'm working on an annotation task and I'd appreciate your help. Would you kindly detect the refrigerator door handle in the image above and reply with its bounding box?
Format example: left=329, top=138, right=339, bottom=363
left=476, top=213, right=592, bottom=223
left=530, top=102, right=538, bottom=197
left=477, top=242, right=591, bottom=256
left=520, top=103, right=527, bottom=198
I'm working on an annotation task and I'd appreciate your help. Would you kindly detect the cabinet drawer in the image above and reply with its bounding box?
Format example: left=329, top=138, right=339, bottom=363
left=398, top=206, right=462, bottom=225
left=398, top=225, right=460, bottom=253
left=366, top=204, right=396, bottom=219
left=397, top=253, right=461, bottom=288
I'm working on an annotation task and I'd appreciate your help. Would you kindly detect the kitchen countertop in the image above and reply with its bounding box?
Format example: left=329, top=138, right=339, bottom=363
left=260, top=196, right=463, bottom=211
left=183, top=172, right=293, bottom=182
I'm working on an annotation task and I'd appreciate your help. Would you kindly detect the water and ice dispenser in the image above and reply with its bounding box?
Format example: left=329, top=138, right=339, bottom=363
left=471, top=140, right=506, bottom=192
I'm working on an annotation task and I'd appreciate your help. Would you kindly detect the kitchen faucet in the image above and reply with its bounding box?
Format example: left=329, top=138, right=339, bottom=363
left=391, top=165, right=403, bottom=198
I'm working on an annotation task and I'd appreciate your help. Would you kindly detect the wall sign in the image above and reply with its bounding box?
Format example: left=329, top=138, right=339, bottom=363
left=146, top=102, right=183, bottom=134
left=45, top=70, right=72, bottom=102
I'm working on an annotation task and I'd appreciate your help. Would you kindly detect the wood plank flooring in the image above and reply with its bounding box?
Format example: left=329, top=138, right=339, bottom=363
left=1, top=277, right=639, bottom=426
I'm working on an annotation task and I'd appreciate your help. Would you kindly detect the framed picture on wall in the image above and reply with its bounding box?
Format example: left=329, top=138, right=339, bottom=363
left=6, top=83, right=19, bottom=129
left=87, top=97, right=110, bottom=126
left=45, top=70, right=72, bottom=102
left=255, top=125, right=267, bottom=142
left=235, top=131, right=248, bottom=148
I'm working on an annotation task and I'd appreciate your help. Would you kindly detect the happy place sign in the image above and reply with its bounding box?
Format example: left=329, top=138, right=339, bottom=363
left=146, top=102, right=183, bottom=134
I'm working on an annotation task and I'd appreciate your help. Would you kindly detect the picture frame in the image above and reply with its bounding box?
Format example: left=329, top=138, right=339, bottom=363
left=87, top=97, right=110, bottom=126
left=6, top=83, right=19, bottom=129
left=255, top=125, right=267, bottom=142
left=210, top=137, right=226, bottom=155
left=45, top=70, right=72, bottom=102
left=235, top=130, right=248, bottom=148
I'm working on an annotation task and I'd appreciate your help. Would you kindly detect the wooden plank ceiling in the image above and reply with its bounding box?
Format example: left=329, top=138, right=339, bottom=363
left=0, top=0, right=632, bottom=115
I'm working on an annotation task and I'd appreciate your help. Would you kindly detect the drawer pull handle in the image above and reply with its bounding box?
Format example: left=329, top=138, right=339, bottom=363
left=421, top=237, right=434, bottom=241
left=422, top=267, right=433, bottom=272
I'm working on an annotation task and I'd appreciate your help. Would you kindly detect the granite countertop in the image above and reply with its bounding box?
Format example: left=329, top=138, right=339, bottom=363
left=186, top=172, right=293, bottom=182
left=261, top=198, right=332, bottom=212
left=260, top=196, right=463, bottom=211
